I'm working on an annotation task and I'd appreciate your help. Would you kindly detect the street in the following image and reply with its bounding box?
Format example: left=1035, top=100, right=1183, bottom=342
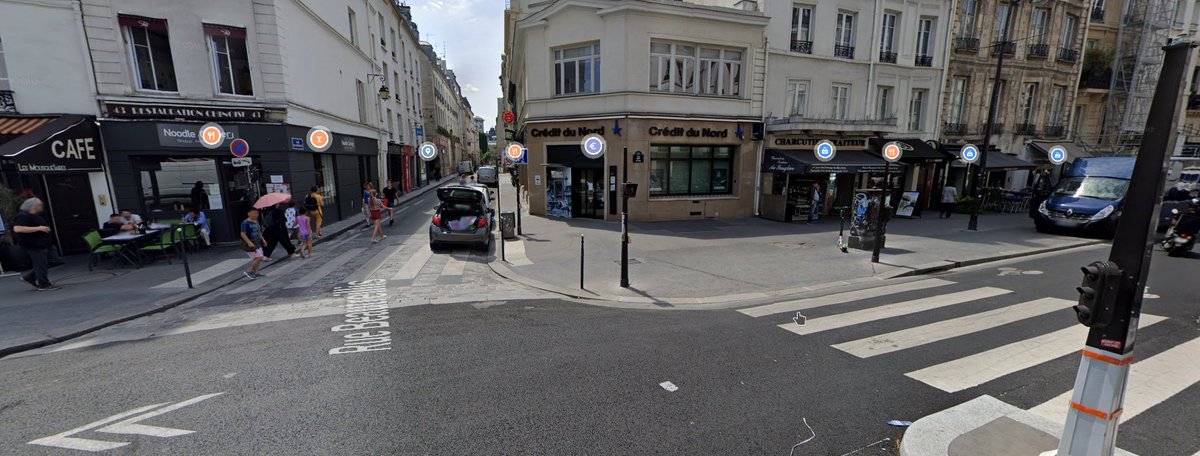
left=2, top=221, right=1197, bottom=454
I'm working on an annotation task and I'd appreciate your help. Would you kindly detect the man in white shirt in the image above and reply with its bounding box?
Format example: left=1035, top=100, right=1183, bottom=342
left=940, top=184, right=959, bottom=219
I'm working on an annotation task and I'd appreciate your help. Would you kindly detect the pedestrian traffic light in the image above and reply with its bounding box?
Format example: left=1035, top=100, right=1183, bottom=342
left=1074, top=261, right=1122, bottom=328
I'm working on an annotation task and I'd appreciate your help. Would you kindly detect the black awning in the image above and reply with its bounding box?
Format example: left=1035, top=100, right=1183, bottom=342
left=0, top=115, right=103, bottom=172
left=869, top=137, right=950, bottom=162
left=1026, top=141, right=1094, bottom=162
left=950, top=151, right=1038, bottom=170
left=763, top=149, right=907, bottom=175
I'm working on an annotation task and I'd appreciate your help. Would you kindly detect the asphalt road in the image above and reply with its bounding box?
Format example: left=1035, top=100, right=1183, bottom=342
left=0, top=240, right=1196, bottom=455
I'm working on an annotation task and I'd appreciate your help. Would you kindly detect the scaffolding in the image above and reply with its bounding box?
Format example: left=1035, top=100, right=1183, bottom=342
left=1105, top=0, right=1177, bottom=155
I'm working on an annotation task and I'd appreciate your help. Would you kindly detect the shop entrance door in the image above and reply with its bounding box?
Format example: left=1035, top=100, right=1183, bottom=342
left=42, top=174, right=98, bottom=254
left=572, top=168, right=604, bottom=219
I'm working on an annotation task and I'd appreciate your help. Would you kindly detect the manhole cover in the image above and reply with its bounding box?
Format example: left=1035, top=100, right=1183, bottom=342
left=54, top=271, right=121, bottom=285
left=614, top=259, right=643, bottom=265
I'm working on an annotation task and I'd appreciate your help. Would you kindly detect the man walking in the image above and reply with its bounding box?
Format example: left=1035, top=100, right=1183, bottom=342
left=261, top=203, right=297, bottom=259
left=240, top=208, right=266, bottom=279
left=304, top=186, right=324, bottom=238
left=13, top=198, right=60, bottom=290
left=383, top=179, right=399, bottom=226
left=940, top=183, right=959, bottom=219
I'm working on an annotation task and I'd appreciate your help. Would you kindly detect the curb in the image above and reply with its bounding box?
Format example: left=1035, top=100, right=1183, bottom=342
left=0, top=177, right=453, bottom=359
left=488, top=239, right=1106, bottom=309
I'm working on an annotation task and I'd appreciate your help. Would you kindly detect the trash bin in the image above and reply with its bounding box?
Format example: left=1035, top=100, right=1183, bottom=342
left=500, top=212, right=516, bottom=239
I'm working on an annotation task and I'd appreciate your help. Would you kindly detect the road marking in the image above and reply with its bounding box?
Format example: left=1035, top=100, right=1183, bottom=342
left=286, top=247, right=364, bottom=289
left=779, top=287, right=1011, bottom=336
left=659, top=381, right=679, bottom=392
left=153, top=259, right=246, bottom=288
left=503, top=239, right=533, bottom=266
left=1029, top=336, right=1200, bottom=424
left=229, top=256, right=310, bottom=293
left=391, top=244, right=433, bottom=280
left=28, top=392, right=224, bottom=452
left=834, top=297, right=1073, bottom=358
left=905, top=315, right=1166, bottom=393
left=441, top=256, right=467, bottom=276
left=738, top=279, right=955, bottom=318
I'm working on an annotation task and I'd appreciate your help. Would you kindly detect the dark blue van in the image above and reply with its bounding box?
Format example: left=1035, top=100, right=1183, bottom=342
left=1035, top=157, right=1135, bottom=236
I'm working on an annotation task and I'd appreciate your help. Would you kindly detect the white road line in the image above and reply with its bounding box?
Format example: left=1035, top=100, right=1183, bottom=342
left=834, top=297, right=1073, bottom=358
left=503, top=239, right=533, bottom=266
left=96, top=393, right=225, bottom=437
left=391, top=244, right=434, bottom=280
left=28, top=403, right=169, bottom=452
left=905, top=315, right=1166, bottom=393
left=153, top=259, right=246, bottom=289
left=779, top=287, right=1011, bottom=336
left=285, top=248, right=364, bottom=289
left=441, top=256, right=466, bottom=276
left=1029, top=336, right=1200, bottom=424
left=737, top=278, right=956, bottom=318
left=229, top=256, right=310, bottom=293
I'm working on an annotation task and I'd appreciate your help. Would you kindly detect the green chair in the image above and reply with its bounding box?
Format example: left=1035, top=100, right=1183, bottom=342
left=139, top=227, right=181, bottom=264
left=83, top=231, right=121, bottom=271
left=178, top=223, right=200, bottom=251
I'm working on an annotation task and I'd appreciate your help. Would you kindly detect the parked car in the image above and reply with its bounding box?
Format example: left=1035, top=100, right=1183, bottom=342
left=430, top=185, right=493, bottom=250
left=456, top=161, right=474, bottom=175
left=477, top=165, right=498, bottom=188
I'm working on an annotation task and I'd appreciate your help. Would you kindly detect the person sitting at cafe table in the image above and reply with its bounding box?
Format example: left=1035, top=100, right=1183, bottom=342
left=120, top=209, right=143, bottom=226
left=102, top=213, right=135, bottom=234
left=182, top=207, right=211, bottom=247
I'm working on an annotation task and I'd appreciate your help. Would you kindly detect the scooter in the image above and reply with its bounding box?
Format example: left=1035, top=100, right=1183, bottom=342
left=835, top=205, right=849, bottom=253
left=1161, top=198, right=1200, bottom=257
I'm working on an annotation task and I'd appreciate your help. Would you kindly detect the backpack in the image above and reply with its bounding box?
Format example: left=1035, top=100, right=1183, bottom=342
left=304, top=194, right=319, bottom=211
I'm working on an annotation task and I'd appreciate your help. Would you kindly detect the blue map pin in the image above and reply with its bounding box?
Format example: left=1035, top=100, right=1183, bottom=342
left=1049, top=146, right=1067, bottom=165
left=961, top=144, right=980, bottom=164
left=814, top=140, right=836, bottom=162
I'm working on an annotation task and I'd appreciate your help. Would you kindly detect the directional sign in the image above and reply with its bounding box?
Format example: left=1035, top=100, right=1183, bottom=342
left=882, top=141, right=904, bottom=163
left=814, top=140, right=837, bottom=162
left=960, top=144, right=981, bottom=164
left=581, top=134, right=606, bottom=159
left=1048, top=145, right=1068, bottom=165
left=231, top=157, right=252, bottom=168
left=306, top=125, right=332, bottom=152
left=415, top=127, right=425, bottom=137
left=198, top=123, right=225, bottom=150
left=229, top=138, right=249, bottom=158
left=506, top=141, right=527, bottom=165
left=28, top=392, right=225, bottom=452
left=418, top=142, right=438, bottom=162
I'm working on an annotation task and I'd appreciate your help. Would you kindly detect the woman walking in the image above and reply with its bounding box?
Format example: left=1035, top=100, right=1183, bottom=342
left=369, top=191, right=386, bottom=243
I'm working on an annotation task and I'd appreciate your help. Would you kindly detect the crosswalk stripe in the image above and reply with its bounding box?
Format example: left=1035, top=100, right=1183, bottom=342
left=833, top=297, right=1073, bottom=358
left=441, top=256, right=466, bottom=276
left=738, top=278, right=955, bottom=318
left=153, top=259, right=246, bottom=288
left=1029, top=336, right=1200, bottom=424
left=905, top=315, right=1166, bottom=393
left=780, top=287, right=1012, bottom=336
left=503, top=239, right=533, bottom=266
left=391, top=244, right=433, bottom=280
left=285, top=247, right=364, bottom=289
left=229, top=256, right=311, bottom=293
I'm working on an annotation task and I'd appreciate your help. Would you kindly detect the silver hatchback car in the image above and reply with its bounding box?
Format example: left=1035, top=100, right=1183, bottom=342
left=429, top=185, right=493, bottom=250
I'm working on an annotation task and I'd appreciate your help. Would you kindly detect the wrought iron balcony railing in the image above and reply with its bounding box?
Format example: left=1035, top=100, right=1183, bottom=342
left=834, top=44, right=855, bottom=59
left=914, top=55, right=933, bottom=67
left=1044, top=125, right=1065, bottom=138
left=791, top=40, right=812, bottom=54
left=1079, top=69, right=1112, bottom=89
left=981, top=122, right=1005, bottom=134
left=0, top=90, right=15, bottom=114
left=1057, top=48, right=1079, bottom=63
left=1027, top=43, right=1049, bottom=59
left=992, top=41, right=1016, bottom=56
left=879, top=50, right=897, bottom=63
left=944, top=122, right=967, bottom=136
left=955, top=36, right=979, bottom=53
left=1016, top=123, right=1038, bottom=136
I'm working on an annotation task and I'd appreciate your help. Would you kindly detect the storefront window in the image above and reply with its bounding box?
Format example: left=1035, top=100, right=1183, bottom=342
left=314, top=154, right=337, bottom=201
left=649, top=145, right=735, bottom=196
left=138, top=158, right=220, bottom=216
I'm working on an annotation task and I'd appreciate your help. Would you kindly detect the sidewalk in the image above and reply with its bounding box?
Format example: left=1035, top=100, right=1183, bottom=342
left=0, top=176, right=454, bottom=357
left=490, top=173, right=1104, bottom=306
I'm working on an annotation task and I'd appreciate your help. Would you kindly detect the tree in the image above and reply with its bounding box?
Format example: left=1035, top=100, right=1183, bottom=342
left=478, top=132, right=492, bottom=165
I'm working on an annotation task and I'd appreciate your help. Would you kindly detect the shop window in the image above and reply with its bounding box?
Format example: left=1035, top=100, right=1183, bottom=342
left=138, top=158, right=220, bottom=215
left=314, top=154, right=337, bottom=202
left=648, top=145, right=734, bottom=196
left=554, top=43, right=600, bottom=96
left=205, top=24, right=253, bottom=96
left=120, top=15, right=178, bottom=92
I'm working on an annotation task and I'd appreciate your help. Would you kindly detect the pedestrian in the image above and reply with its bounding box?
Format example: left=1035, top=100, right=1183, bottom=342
left=369, top=191, right=386, bottom=243
left=120, top=209, right=143, bottom=226
left=261, top=203, right=297, bottom=259
left=182, top=207, right=211, bottom=247
left=940, top=183, right=959, bottom=219
left=807, top=182, right=822, bottom=224
left=285, top=202, right=299, bottom=240
left=190, top=181, right=209, bottom=211
left=383, top=179, right=399, bottom=226
left=297, top=207, right=313, bottom=258
left=362, top=182, right=375, bottom=227
left=13, top=198, right=60, bottom=290
left=240, top=208, right=266, bottom=279
left=458, top=174, right=467, bottom=185
left=304, top=186, right=324, bottom=238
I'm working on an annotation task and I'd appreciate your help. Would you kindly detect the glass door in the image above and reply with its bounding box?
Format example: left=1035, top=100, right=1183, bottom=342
left=572, top=168, right=604, bottom=219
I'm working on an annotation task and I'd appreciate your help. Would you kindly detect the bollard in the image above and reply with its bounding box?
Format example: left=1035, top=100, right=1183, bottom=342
left=177, top=228, right=193, bottom=289
left=579, top=234, right=585, bottom=289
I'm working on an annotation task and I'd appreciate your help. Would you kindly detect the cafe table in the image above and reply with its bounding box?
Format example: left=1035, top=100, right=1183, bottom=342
left=100, top=229, right=161, bottom=268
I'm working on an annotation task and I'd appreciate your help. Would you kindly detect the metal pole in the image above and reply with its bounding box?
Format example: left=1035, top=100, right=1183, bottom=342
left=516, top=171, right=523, bottom=236
left=1057, top=40, right=1195, bottom=456
left=580, top=233, right=585, bottom=289
left=872, top=161, right=891, bottom=263
left=620, top=147, right=630, bottom=288
left=969, top=0, right=1016, bottom=231
left=498, top=170, right=505, bottom=262
left=177, top=228, right=193, bottom=289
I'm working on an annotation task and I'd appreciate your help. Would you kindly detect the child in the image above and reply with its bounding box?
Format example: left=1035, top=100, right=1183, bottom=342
left=297, top=207, right=313, bottom=258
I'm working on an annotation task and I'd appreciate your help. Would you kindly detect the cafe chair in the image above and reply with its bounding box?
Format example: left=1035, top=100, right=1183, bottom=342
left=180, top=223, right=201, bottom=252
left=83, top=231, right=121, bottom=271
left=139, top=228, right=181, bottom=264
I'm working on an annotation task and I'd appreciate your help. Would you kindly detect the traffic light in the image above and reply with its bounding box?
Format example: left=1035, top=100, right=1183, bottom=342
left=1074, top=261, right=1123, bottom=328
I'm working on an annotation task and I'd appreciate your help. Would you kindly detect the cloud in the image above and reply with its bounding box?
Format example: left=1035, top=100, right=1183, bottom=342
left=463, top=83, right=481, bottom=93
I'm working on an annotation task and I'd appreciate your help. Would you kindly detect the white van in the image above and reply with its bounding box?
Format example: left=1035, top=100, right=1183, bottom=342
left=1180, top=167, right=1200, bottom=192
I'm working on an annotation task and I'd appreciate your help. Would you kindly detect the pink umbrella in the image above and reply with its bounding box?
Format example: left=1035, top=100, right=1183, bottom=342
left=253, top=192, right=292, bottom=208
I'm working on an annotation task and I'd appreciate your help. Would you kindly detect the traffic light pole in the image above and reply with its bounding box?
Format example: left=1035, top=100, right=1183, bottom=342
left=1058, top=39, right=1194, bottom=456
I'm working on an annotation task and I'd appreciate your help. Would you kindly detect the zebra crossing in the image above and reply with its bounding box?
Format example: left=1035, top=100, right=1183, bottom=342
left=738, top=278, right=1198, bottom=427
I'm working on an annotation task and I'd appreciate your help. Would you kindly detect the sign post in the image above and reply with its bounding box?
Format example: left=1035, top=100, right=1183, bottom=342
left=229, top=138, right=249, bottom=158
left=505, top=143, right=527, bottom=236
left=873, top=142, right=903, bottom=263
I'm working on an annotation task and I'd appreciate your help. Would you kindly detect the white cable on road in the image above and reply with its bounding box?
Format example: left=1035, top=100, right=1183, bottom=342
left=787, top=417, right=815, bottom=456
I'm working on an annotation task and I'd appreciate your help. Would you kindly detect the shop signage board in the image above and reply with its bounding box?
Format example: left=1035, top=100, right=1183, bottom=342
left=231, top=157, right=252, bottom=167
left=777, top=137, right=867, bottom=148
left=960, top=144, right=980, bottom=164
left=1048, top=145, right=1068, bottom=165
left=581, top=134, right=606, bottom=159
left=270, top=175, right=283, bottom=183
left=229, top=138, right=249, bottom=157
left=502, top=111, right=516, bottom=123
left=339, top=137, right=356, bottom=153
left=104, top=102, right=266, bottom=121
left=2, top=117, right=104, bottom=173
left=896, top=192, right=920, bottom=218
left=307, top=126, right=332, bottom=152
left=156, top=123, right=238, bottom=148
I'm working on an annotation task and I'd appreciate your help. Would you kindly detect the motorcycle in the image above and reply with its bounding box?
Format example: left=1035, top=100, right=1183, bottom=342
left=1161, top=198, right=1200, bottom=257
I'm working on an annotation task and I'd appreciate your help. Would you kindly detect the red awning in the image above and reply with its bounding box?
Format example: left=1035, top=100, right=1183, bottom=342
left=118, top=14, right=167, bottom=32
left=202, top=23, right=247, bottom=39
left=0, top=116, right=55, bottom=135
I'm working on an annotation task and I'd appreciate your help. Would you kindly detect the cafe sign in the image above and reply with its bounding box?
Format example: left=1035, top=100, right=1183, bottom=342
left=104, top=101, right=266, bottom=121
left=3, top=117, right=104, bottom=172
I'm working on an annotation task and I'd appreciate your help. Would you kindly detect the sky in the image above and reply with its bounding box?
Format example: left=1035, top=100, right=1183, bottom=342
left=409, top=0, right=505, bottom=132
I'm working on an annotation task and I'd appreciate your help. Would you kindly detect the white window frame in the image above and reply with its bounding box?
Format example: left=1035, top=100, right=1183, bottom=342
left=788, top=80, right=809, bottom=117
left=208, top=31, right=253, bottom=96
left=909, top=89, right=927, bottom=131
left=916, top=18, right=935, bottom=57
left=881, top=13, right=897, bottom=53
left=995, top=3, right=1011, bottom=40
left=1060, top=15, right=1079, bottom=50
left=791, top=5, right=813, bottom=43
left=831, top=83, right=851, bottom=120
left=960, top=0, right=978, bottom=37
left=651, top=41, right=743, bottom=97
left=356, top=79, right=367, bottom=123
left=1072, top=105, right=1084, bottom=136
left=554, top=43, right=601, bottom=96
left=347, top=7, right=358, bottom=45
left=949, top=77, right=968, bottom=123
left=836, top=12, right=857, bottom=48
left=1048, top=85, right=1065, bottom=126
left=698, top=47, right=742, bottom=96
left=1030, top=9, right=1049, bottom=45
left=1020, top=82, right=1039, bottom=125
left=123, top=24, right=177, bottom=93
left=876, top=86, right=892, bottom=120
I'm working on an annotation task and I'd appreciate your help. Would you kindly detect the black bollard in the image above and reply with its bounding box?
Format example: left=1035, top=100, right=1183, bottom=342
left=178, top=228, right=193, bottom=289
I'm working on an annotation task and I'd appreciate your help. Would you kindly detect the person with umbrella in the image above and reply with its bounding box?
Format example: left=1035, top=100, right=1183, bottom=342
left=253, top=193, right=297, bottom=260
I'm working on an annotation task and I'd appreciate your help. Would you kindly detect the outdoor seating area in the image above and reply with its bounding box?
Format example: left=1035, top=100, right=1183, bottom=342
left=83, top=222, right=205, bottom=270
left=982, top=188, right=1032, bottom=214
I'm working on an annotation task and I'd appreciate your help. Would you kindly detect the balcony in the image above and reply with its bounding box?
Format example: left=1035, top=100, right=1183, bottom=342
left=914, top=55, right=933, bottom=67
left=1091, top=7, right=1105, bottom=22
left=981, top=122, right=1005, bottom=134
left=992, top=41, right=1016, bottom=57
left=1027, top=43, right=1049, bottom=59
left=1016, top=123, right=1038, bottom=136
left=944, top=122, right=967, bottom=136
left=1079, top=69, right=1112, bottom=89
left=791, top=40, right=812, bottom=54
left=1057, top=48, right=1079, bottom=63
left=834, top=45, right=855, bottom=59
left=0, top=90, right=15, bottom=114
left=1188, top=94, right=1200, bottom=110
left=1044, top=125, right=1065, bottom=138
left=880, top=50, right=897, bottom=64
left=955, top=36, right=980, bottom=53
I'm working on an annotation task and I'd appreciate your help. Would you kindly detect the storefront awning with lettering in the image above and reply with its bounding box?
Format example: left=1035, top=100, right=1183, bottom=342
left=868, top=137, right=950, bottom=162
left=762, top=149, right=907, bottom=175
left=0, top=115, right=103, bottom=172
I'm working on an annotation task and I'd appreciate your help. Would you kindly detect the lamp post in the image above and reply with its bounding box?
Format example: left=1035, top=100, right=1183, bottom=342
left=968, top=0, right=1021, bottom=231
